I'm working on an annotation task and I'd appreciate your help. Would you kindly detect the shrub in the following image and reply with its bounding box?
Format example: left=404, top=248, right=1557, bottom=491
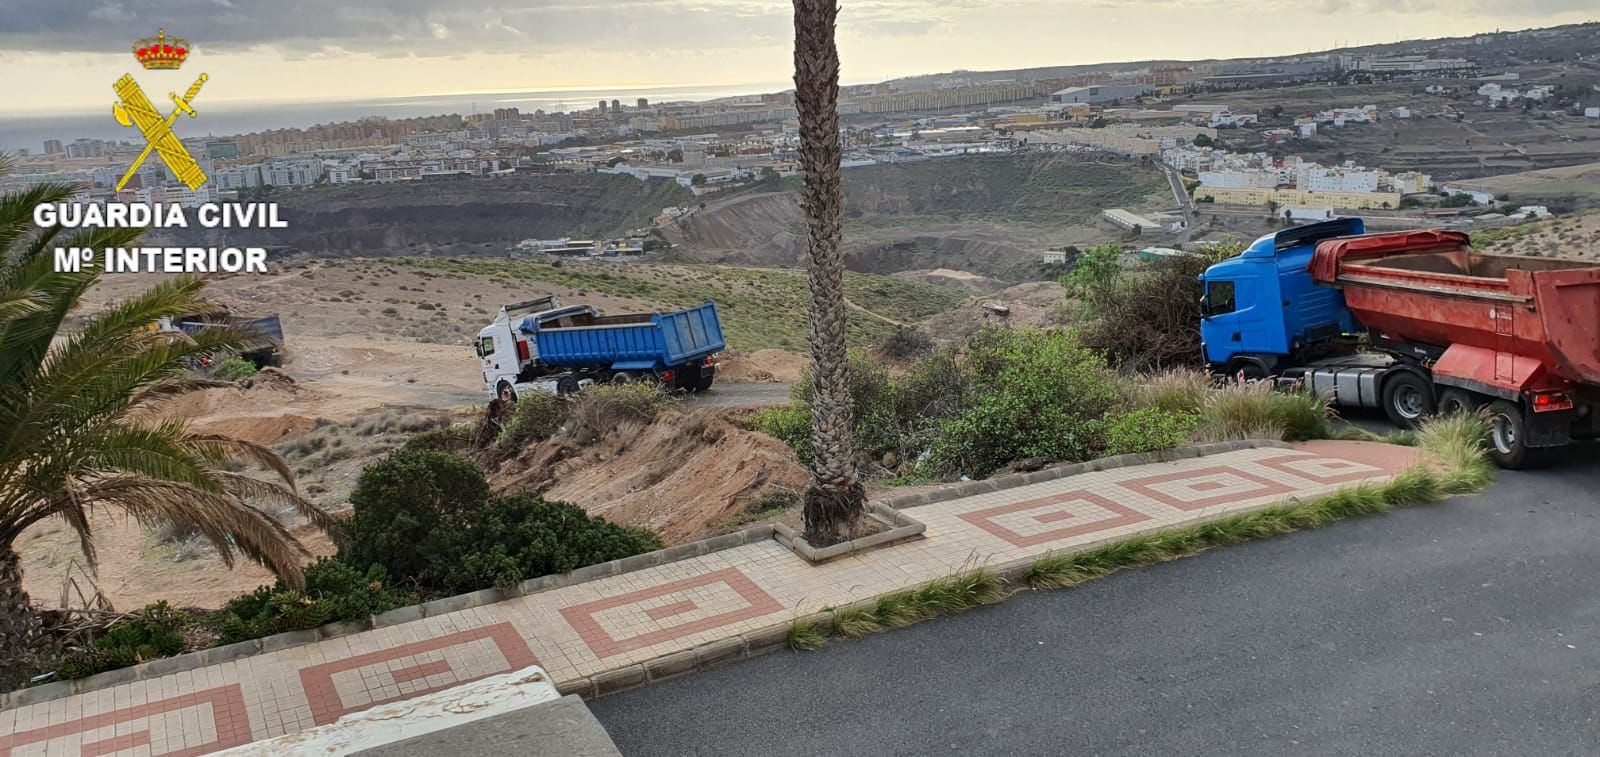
left=1074, top=241, right=1243, bottom=372
left=438, top=493, right=663, bottom=591
left=1104, top=407, right=1199, bottom=455
left=211, top=559, right=416, bottom=645
left=341, top=449, right=662, bottom=593
left=926, top=330, right=1120, bottom=476
left=1192, top=380, right=1331, bottom=443
left=880, top=327, right=933, bottom=359
left=341, top=449, right=492, bottom=583
left=563, top=383, right=672, bottom=442
left=745, top=405, right=812, bottom=463
left=494, top=391, right=567, bottom=450
left=55, top=602, right=190, bottom=679
left=1131, top=369, right=1212, bottom=416
left=403, top=424, right=475, bottom=453
left=212, top=358, right=257, bottom=382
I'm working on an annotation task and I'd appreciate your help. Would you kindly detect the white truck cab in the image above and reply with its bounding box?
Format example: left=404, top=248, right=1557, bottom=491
left=475, top=296, right=595, bottom=401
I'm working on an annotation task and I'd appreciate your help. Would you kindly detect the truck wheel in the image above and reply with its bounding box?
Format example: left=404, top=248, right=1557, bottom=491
left=497, top=381, right=518, bottom=404
left=1382, top=372, right=1435, bottom=429
left=694, top=374, right=714, bottom=392
left=1486, top=399, right=1538, bottom=469
left=610, top=371, right=636, bottom=384
left=556, top=376, right=580, bottom=396
left=1437, top=389, right=1480, bottom=417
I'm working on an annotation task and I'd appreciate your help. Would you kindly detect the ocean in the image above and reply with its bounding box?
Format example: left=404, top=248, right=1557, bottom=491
left=0, top=82, right=790, bottom=153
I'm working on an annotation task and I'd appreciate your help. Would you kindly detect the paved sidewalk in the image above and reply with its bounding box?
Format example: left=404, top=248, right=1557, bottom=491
left=0, top=441, right=1419, bottom=755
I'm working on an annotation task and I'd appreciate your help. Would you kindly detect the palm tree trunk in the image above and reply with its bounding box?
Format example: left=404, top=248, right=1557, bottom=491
left=793, top=0, right=865, bottom=546
left=0, top=544, right=41, bottom=658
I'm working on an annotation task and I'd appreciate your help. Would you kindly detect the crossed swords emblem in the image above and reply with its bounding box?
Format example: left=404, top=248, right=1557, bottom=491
left=113, top=73, right=209, bottom=191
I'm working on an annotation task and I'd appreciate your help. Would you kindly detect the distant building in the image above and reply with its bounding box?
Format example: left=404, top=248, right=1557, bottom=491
left=637, top=98, right=650, bottom=110
left=205, top=140, right=238, bottom=160
left=1586, top=107, right=1600, bottom=119
left=1042, top=249, right=1068, bottom=265
left=1102, top=208, right=1163, bottom=232
left=1051, top=84, right=1152, bottom=105
left=43, top=139, right=63, bottom=155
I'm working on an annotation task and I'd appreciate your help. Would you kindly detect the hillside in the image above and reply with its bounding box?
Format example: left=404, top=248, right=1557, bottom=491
left=666, top=153, right=1167, bottom=280
left=148, top=173, right=693, bottom=255
left=1455, top=163, right=1600, bottom=211
left=1473, top=211, right=1600, bottom=259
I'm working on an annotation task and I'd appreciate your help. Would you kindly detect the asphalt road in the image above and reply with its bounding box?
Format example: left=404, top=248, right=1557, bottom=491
left=682, top=381, right=791, bottom=408
left=592, top=447, right=1600, bottom=756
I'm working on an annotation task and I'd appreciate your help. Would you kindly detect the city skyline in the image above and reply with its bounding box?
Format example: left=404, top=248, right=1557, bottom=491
left=2, top=1, right=1595, bottom=115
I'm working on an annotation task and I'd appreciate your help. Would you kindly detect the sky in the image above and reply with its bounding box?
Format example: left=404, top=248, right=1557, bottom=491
left=0, top=0, right=1595, bottom=115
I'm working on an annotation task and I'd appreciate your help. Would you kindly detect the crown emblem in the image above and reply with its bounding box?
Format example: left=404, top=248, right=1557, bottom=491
left=132, top=29, right=190, bottom=70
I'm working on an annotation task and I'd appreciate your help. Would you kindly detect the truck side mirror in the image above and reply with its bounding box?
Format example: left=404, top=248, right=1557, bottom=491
left=1199, top=294, right=1211, bottom=318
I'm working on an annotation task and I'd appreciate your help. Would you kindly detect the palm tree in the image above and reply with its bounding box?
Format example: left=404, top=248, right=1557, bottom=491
left=792, top=0, right=865, bottom=545
left=0, top=162, right=332, bottom=654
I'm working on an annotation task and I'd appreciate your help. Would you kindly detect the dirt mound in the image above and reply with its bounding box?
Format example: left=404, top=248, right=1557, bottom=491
left=490, top=409, right=807, bottom=544
left=920, top=281, right=1068, bottom=345
left=718, top=349, right=806, bottom=383
left=157, top=373, right=319, bottom=444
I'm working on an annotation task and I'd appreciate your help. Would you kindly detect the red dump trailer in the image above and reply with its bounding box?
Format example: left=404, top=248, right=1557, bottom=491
left=1311, top=229, right=1600, bottom=466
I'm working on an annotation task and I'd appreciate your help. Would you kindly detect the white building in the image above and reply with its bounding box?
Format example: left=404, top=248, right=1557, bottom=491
left=262, top=157, right=323, bottom=187
left=1301, top=167, right=1381, bottom=193
left=1198, top=168, right=1278, bottom=189
left=212, top=165, right=263, bottom=190
left=1586, top=107, right=1600, bottom=119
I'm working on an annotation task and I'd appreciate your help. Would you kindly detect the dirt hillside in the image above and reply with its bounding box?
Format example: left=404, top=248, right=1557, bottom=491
left=490, top=409, right=808, bottom=545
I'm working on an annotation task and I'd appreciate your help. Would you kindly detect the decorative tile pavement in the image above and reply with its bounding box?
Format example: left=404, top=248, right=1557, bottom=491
left=1, top=442, right=1422, bottom=755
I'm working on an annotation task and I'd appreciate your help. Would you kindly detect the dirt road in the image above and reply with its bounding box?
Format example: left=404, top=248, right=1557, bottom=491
left=684, top=382, right=793, bottom=408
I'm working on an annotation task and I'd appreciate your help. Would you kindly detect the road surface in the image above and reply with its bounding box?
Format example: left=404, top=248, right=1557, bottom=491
left=1157, top=161, right=1195, bottom=246
left=683, top=382, right=792, bottom=408
left=593, top=447, right=1600, bottom=756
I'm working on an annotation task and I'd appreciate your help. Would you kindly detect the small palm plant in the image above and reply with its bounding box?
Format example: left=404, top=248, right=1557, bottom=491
left=0, top=160, right=332, bottom=656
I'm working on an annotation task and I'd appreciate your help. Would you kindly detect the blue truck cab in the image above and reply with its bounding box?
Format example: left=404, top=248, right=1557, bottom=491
left=1199, top=218, right=1365, bottom=377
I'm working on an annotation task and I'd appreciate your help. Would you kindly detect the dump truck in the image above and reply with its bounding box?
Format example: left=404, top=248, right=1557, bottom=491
left=1200, top=218, right=1600, bottom=467
left=157, top=310, right=285, bottom=368
left=475, top=296, right=725, bottom=401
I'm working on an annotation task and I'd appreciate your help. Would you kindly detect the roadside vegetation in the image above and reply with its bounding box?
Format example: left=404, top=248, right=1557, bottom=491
left=745, top=329, right=1331, bottom=481
left=787, top=413, right=1495, bottom=651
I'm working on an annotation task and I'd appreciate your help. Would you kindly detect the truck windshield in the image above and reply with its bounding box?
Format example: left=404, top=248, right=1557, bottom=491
left=477, top=336, right=494, bottom=357
left=1205, top=281, right=1237, bottom=317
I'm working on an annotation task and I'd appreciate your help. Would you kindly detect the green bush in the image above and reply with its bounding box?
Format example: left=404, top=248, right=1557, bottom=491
left=495, top=391, right=567, bottom=448
left=438, top=493, right=663, bottom=591
left=926, top=330, right=1120, bottom=476
left=212, top=357, right=257, bottom=382
left=342, top=449, right=492, bottom=583
left=1104, top=407, right=1199, bottom=456
left=745, top=405, right=812, bottom=463
left=210, top=559, right=416, bottom=645
left=341, top=449, right=662, bottom=593
left=1073, top=241, right=1243, bottom=372
left=55, top=602, right=190, bottom=679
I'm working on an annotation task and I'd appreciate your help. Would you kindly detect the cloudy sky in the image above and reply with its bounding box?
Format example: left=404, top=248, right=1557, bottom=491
left=1, top=0, right=1594, bottom=114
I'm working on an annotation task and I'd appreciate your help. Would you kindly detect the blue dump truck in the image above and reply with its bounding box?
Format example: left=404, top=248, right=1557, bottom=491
left=157, top=310, right=286, bottom=368
left=475, top=296, right=726, bottom=401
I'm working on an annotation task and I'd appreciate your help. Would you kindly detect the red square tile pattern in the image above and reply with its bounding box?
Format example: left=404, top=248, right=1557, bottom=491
left=560, top=568, right=784, bottom=658
left=957, top=490, right=1153, bottom=548
left=1117, top=465, right=1297, bottom=511
left=298, top=621, right=538, bottom=725
left=1253, top=452, right=1383, bottom=484
left=0, top=684, right=251, bottom=757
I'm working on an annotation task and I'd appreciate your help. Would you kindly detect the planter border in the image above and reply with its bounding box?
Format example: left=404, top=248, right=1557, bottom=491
left=772, top=502, right=926, bottom=563
left=2, top=440, right=1286, bottom=711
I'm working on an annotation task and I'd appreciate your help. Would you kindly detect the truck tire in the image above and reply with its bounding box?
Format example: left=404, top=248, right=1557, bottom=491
left=556, top=376, right=580, bottom=396
left=1381, top=372, right=1435, bottom=429
left=610, top=371, right=636, bottom=384
left=1486, top=399, right=1541, bottom=469
left=1437, top=388, right=1480, bottom=417
left=497, top=381, right=518, bottom=404
left=695, top=374, right=714, bottom=392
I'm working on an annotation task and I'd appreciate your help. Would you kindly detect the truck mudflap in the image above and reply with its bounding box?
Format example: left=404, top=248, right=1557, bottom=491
left=1525, top=408, right=1575, bottom=448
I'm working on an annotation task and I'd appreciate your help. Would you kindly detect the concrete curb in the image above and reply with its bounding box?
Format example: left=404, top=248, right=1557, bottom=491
left=2, top=441, right=1286, bottom=711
